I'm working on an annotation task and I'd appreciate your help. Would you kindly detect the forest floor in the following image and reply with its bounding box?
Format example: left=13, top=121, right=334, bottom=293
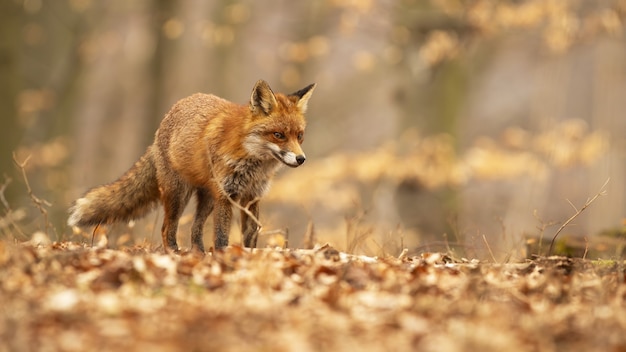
left=1, top=238, right=626, bottom=352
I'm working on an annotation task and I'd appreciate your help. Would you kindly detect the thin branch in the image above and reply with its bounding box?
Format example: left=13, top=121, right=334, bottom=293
left=13, top=153, right=55, bottom=237
left=0, top=176, right=27, bottom=238
left=548, top=178, right=609, bottom=255
left=566, top=198, right=578, bottom=213
left=482, top=234, right=498, bottom=263
left=533, top=209, right=559, bottom=255
left=231, top=197, right=263, bottom=229
left=206, top=156, right=264, bottom=231
left=13, top=154, right=51, bottom=205
left=0, top=176, right=11, bottom=211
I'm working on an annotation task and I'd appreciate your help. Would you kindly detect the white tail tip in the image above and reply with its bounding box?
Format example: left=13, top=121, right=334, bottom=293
left=67, top=197, right=90, bottom=227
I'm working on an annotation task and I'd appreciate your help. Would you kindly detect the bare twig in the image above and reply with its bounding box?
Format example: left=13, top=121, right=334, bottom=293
left=533, top=209, right=559, bottom=255
left=13, top=153, right=56, bottom=237
left=582, top=236, right=589, bottom=260
left=482, top=234, right=498, bottom=263
left=0, top=176, right=11, bottom=210
left=345, top=210, right=372, bottom=254
left=0, top=176, right=27, bottom=238
left=566, top=199, right=578, bottom=212
left=240, top=197, right=263, bottom=228
left=548, top=178, right=609, bottom=255
left=206, top=156, right=264, bottom=240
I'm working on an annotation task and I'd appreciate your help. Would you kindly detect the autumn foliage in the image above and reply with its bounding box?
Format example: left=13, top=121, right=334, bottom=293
left=2, top=239, right=626, bottom=351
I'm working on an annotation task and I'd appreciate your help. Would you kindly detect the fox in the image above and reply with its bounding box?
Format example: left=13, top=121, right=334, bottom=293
left=68, top=80, right=316, bottom=252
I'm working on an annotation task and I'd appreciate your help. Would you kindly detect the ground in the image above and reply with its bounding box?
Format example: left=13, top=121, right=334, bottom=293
left=1, top=239, right=626, bottom=352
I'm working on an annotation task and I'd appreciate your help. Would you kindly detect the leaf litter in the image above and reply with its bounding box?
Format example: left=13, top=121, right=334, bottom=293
left=1, top=240, right=626, bottom=351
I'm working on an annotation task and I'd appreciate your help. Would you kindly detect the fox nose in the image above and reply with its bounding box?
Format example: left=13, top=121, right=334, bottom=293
left=296, top=155, right=306, bottom=165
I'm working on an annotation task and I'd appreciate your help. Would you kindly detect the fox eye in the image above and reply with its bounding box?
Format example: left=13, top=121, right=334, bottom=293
left=297, top=132, right=304, bottom=142
left=273, top=132, right=285, bottom=140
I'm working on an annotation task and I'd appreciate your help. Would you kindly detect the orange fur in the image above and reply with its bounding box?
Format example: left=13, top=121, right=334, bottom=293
left=68, top=80, right=315, bottom=252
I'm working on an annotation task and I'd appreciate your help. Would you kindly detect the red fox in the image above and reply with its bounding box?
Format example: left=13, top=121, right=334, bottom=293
left=68, top=80, right=315, bottom=252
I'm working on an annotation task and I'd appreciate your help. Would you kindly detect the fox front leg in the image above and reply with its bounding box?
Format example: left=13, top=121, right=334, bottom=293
left=213, top=197, right=233, bottom=249
left=241, top=199, right=260, bottom=248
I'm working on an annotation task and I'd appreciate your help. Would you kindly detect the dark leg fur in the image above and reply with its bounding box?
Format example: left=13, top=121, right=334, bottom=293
left=241, top=200, right=260, bottom=248
left=191, top=188, right=214, bottom=252
left=160, top=178, right=192, bottom=252
left=214, top=197, right=232, bottom=249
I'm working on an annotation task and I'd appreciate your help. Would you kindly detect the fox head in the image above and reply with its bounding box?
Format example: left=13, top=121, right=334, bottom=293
left=245, top=80, right=316, bottom=168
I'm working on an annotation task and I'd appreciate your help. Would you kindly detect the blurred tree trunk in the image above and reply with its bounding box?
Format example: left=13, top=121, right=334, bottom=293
left=71, top=2, right=157, bottom=193
left=158, top=0, right=214, bottom=110
left=158, top=0, right=252, bottom=108
left=0, top=1, right=22, bottom=178
left=390, top=0, right=470, bottom=244
left=587, top=40, right=626, bottom=237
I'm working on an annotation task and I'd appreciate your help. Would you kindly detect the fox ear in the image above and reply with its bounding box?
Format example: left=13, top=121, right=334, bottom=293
left=290, top=83, right=316, bottom=113
left=250, top=80, right=278, bottom=115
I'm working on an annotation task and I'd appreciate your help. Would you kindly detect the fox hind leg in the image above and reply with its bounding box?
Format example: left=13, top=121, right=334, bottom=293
left=160, top=180, right=192, bottom=252
left=191, top=188, right=214, bottom=253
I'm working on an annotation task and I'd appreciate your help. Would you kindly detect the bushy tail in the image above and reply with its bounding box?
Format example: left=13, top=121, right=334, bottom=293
left=68, top=147, right=160, bottom=227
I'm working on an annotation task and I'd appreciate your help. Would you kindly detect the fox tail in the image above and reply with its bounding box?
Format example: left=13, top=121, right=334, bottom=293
left=68, top=147, right=160, bottom=228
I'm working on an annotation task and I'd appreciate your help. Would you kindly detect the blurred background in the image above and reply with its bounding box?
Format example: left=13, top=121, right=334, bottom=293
left=2, top=0, right=626, bottom=260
